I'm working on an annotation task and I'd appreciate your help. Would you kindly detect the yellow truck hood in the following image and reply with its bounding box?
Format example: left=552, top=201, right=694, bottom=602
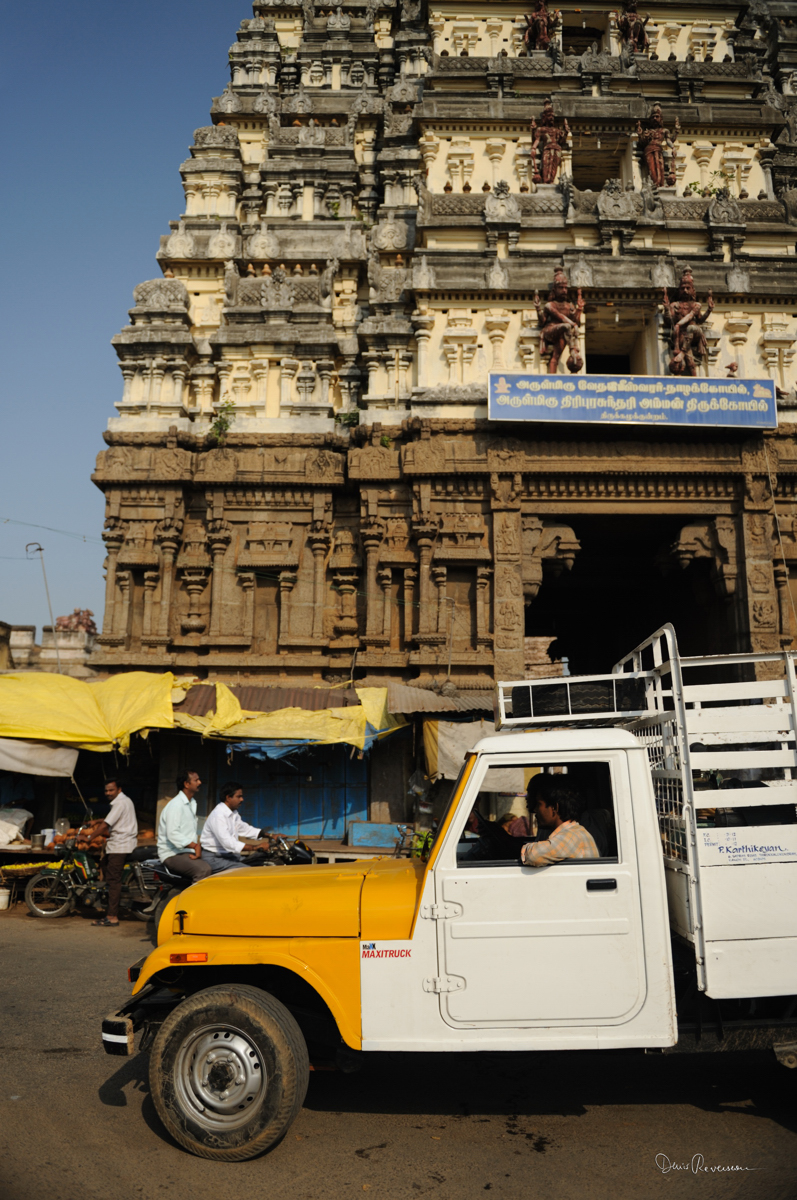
left=163, top=856, right=425, bottom=941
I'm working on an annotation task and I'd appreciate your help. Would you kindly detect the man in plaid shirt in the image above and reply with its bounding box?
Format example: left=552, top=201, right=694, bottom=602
left=521, top=781, right=599, bottom=866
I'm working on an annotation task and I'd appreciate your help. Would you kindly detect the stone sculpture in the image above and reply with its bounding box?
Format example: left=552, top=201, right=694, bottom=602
left=531, top=100, right=570, bottom=185
left=617, top=1, right=650, bottom=54
left=522, top=1, right=560, bottom=54
left=662, top=267, right=714, bottom=377
left=55, top=609, right=98, bottom=635
left=533, top=267, right=584, bottom=373
left=636, top=104, right=680, bottom=189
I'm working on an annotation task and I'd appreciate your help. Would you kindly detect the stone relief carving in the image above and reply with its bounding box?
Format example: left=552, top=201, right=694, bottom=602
left=246, top=222, right=281, bottom=260
left=208, top=223, right=239, bottom=259
left=133, top=278, right=189, bottom=309
left=636, top=104, right=679, bottom=189
left=533, top=267, right=584, bottom=374
left=484, top=180, right=521, bottom=223
left=165, top=221, right=195, bottom=259
left=215, top=85, right=243, bottom=114
left=672, top=517, right=738, bottom=596
left=530, top=101, right=570, bottom=185
left=568, top=253, right=593, bottom=288
left=372, top=215, right=409, bottom=251
left=193, top=125, right=240, bottom=149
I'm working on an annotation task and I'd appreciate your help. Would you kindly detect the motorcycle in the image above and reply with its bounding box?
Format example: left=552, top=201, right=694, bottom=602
left=146, top=835, right=315, bottom=944
left=24, top=830, right=161, bottom=920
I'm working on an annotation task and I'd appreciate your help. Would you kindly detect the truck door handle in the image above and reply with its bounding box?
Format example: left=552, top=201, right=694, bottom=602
left=587, top=879, right=617, bottom=891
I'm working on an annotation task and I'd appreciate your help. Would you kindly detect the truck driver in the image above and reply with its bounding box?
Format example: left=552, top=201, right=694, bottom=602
left=522, top=780, right=599, bottom=866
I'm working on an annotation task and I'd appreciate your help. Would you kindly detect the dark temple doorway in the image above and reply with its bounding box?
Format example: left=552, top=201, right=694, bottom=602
left=526, top=515, right=737, bottom=676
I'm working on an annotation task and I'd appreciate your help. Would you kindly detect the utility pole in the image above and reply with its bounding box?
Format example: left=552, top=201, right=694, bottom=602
left=26, top=543, right=62, bottom=674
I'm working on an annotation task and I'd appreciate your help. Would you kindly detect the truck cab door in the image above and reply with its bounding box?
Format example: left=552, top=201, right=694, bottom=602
left=432, top=752, right=647, bottom=1028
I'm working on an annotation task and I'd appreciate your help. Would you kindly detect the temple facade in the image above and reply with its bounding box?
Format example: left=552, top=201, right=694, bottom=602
left=92, top=0, right=797, bottom=685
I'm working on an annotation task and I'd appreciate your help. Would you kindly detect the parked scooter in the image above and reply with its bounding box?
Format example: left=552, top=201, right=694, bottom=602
left=146, top=835, right=315, bottom=944
left=24, top=830, right=160, bottom=920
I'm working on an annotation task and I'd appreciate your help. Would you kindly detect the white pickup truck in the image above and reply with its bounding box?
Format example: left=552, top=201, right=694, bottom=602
left=103, top=625, right=797, bottom=1161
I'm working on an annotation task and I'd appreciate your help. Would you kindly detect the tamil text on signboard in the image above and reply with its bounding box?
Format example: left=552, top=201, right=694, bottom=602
left=488, top=373, right=777, bottom=429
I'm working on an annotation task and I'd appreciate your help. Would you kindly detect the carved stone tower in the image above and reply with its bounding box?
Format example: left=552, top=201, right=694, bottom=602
left=92, top=0, right=797, bottom=682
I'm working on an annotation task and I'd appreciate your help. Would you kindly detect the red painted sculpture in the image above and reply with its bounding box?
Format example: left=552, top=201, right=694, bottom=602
left=531, top=100, right=570, bottom=185
left=522, top=0, right=560, bottom=53
left=617, top=1, right=650, bottom=53
left=534, top=268, right=585, bottom=374
left=662, top=267, right=714, bottom=377
left=636, top=104, right=680, bottom=189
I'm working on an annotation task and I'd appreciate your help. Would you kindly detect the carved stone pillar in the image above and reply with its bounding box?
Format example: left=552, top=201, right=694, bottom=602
left=181, top=569, right=209, bottom=634
left=116, top=571, right=132, bottom=642
left=412, top=309, right=435, bottom=387
left=413, top=520, right=442, bottom=642
left=485, top=309, right=510, bottom=369
left=278, top=569, right=297, bottom=643
left=251, top=359, right=269, bottom=415
left=403, top=567, right=417, bottom=644
left=725, top=314, right=753, bottom=375
left=362, top=520, right=387, bottom=645
left=279, top=358, right=299, bottom=416
left=432, top=565, right=448, bottom=633
left=142, top=571, right=159, bottom=640
left=100, top=520, right=125, bottom=643
left=476, top=565, right=493, bottom=647
left=240, top=572, right=255, bottom=644
left=378, top=566, right=393, bottom=641
left=333, top=572, right=359, bottom=641
left=491, top=475, right=525, bottom=678
left=773, top=559, right=793, bottom=646
left=308, top=525, right=330, bottom=641
left=207, top=520, right=232, bottom=639
left=153, top=521, right=182, bottom=644
left=740, top=459, right=780, bottom=671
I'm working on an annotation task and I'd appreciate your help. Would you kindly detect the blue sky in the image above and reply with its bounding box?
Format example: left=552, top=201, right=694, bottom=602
left=0, top=1, right=242, bottom=635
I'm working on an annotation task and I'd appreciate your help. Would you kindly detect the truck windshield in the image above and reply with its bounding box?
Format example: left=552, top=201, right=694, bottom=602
left=426, top=753, right=477, bottom=865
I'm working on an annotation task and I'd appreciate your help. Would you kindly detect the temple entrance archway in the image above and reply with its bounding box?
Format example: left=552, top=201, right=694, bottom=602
left=525, top=515, right=737, bottom=676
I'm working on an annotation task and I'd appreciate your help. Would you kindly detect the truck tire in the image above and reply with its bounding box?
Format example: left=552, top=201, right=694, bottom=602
left=24, top=872, right=73, bottom=918
left=148, top=983, right=309, bottom=1160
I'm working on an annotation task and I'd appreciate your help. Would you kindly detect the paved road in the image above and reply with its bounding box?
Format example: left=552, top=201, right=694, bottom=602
left=1, top=905, right=795, bottom=1200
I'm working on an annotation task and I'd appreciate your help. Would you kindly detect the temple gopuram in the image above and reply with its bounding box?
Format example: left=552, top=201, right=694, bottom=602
left=92, top=0, right=797, bottom=685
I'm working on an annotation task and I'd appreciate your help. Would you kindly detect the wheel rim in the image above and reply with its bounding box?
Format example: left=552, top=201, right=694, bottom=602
left=173, top=1024, right=268, bottom=1132
left=29, top=877, right=70, bottom=912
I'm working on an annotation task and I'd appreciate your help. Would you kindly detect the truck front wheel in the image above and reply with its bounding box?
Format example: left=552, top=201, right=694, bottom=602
left=148, top=983, right=309, bottom=1160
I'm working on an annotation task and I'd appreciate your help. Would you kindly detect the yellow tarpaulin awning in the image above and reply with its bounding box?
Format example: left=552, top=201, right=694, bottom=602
left=0, top=672, right=175, bottom=753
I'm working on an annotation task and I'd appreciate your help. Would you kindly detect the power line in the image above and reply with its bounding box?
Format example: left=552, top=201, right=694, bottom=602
left=0, top=517, right=103, bottom=545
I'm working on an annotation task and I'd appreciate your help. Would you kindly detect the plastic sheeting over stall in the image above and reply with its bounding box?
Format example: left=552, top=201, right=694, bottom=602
left=0, top=672, right=175, bottom=751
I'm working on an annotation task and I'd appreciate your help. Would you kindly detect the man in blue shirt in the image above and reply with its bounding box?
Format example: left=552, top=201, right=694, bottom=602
left=157, top=770, right=212, bottom=882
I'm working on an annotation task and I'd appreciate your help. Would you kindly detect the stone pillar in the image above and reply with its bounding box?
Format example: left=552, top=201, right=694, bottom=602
left=740, top=455, right=781, bottom=671
left=116, top=572, right=132, bottom=642
left=101, top=521, right=125, bottom=641
left=142, top=571, right=159, bottom=639
left=155, top=525, right=181, bottom=643
left=279, top=358, right=299, bottom=415
left=378, top=566, right=393, bottom=640
left=181, top=569, right=209, bottom=634
left=485, top=309, right=510, bottom=369
left=278, top=570, right=297, bottom=643
left=412, top=309, right=435, bottom=387
left=403, top=567, right=417, bottom=643
left=333, top=572, right=359, bottom=640
left=491, top=475, right=525, bottom=679
left=251, top=359, right=269, bottom=415
left=476, top=565, right=492, bottom=647
left=773, top=558, right=793, bottom=646
left=207, top=520, right=232, bottom=638
left=308, top=526, right=330, bottom=640
left=413, top=521, right=438, bottom=637
left=361, top=520, right=385, bottom=642
left=240, top=572, right=255, bottom=645
left=432, top=565, right=448, bottom=633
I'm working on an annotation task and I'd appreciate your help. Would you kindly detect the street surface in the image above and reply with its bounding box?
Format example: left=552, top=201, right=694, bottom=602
left=0, top=905, right=795, bottom=1200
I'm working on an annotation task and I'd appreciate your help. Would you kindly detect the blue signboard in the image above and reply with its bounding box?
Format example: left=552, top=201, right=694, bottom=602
left=488, top=373, right=777, bottom=429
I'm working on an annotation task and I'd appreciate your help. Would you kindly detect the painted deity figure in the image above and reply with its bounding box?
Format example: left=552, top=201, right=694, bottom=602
left=617, top=1, right=650, bottom=53
left=522, top=0, right=560, bottom=53
left=662, top=267, right=714, bottom=376
left=636, top=104, right=680, bottom=189
left=533, top=268, right=584, bottom=374
left=531, top=100, right=570, bottom=185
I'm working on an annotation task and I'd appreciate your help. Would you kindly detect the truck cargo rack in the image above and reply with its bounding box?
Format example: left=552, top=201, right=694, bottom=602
left=496, top=625, right=797, bottom=999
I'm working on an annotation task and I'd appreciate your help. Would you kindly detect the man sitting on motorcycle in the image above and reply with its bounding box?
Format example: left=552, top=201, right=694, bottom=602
left=200, top=782, right=270, bottom=874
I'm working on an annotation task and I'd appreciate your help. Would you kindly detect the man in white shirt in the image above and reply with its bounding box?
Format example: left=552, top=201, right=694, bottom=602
left=201, top=782, right=267, bottom=873
left=157, top=770, right=212, bottom=883
left=91, top=778, right=138, bottom=927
